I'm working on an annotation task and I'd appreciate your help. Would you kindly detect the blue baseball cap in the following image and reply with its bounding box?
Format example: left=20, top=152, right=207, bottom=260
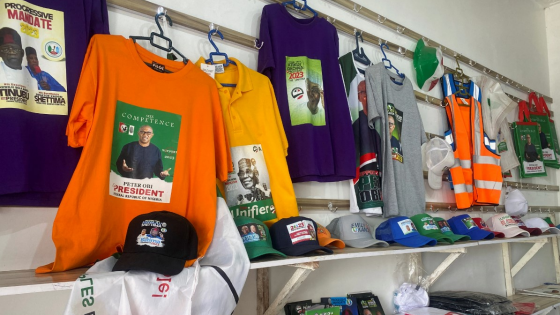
left=375, top=216, right=437, bottom=247
left=447, top=214, right=494, bottom=240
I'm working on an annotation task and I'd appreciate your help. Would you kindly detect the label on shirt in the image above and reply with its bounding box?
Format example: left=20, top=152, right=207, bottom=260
left=287, top=220, right=316, bottom=244
left=397, top=219, right=417, bottom=235
left=151, top=61, right=165, bottom=73
left=387, top=103, right=404, bottom=163
left=200, top=63, right=215, bottom=78
left=237, top=223, right=267, bottom=243
left=109, top=101, right=181, bottom=203
left=462, top=217, right=477, bottom=229
left=285, top=56, right=326, bottom=127
left=214, top=63, right=224, bottom=74
left=225, top=144, right=277, bottom=222
left=136, top=219, right=167, bottom=248
left=436, top=219, right=452, bottom=233
left=0, top=0, right=68, bottom=115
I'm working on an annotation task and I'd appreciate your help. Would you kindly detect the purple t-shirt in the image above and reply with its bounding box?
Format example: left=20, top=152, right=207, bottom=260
left=257, top=4, right=355, bottom=183
left=0, top=0, right=109, bottom=206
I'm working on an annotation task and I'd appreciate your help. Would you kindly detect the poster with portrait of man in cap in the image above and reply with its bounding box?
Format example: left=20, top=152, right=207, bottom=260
left=225, top=144, right=277, bottom=222
left=0, top=1, right=68, bottom=115
left=109, top=101, right=181, bottom=203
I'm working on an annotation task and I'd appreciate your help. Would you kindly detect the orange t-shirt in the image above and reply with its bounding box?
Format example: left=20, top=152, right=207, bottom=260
left=36, top=35, right=230, bottom=273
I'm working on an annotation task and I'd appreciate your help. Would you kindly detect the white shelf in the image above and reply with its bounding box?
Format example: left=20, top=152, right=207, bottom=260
left=1, top=234, right=557, bottom=297
left=510, top=292, right=560, bottom=315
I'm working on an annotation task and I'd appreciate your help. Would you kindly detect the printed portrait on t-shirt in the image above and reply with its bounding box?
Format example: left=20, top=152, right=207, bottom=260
left=109, top=101, right=181, bottom=203
left=387, top=103, right=403, bottom=163
left=225, top=144, right=277, bottom=222
left=0, top=1, right=69, bottom=115
left=285, top=56, right=326, bottom=127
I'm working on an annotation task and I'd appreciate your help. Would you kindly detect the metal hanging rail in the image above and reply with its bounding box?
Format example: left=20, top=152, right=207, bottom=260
left=327, top=0, right=553, bottom=104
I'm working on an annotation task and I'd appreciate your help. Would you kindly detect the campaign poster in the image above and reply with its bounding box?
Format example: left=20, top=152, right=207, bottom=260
left=225, top=144, right=277, bottom=222
left=286, top=56, right=326, bottom=127
left=109, top=101, right=181, bottom=203
left=516, top=124, right=545, bottom=175
left=387, top=103, right=403, bottom=163
left=0, top=0, right=67, bottom=115
left=530, top=114, right=557, bottom=162
left=237, top=222, right=267, bottom=244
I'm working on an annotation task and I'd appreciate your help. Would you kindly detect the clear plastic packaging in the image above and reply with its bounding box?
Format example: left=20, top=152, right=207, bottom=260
left=393, top=254, right=430, bottom=313
left=429, top=291, right=517, bottom=315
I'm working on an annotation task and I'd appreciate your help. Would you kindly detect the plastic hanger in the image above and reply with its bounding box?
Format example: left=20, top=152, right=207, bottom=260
left=282, top=0, right=318, bottom=17
left=352, top=31, right=371, bottom=74
left=205, top=28, right=237, bottom=87
left=452, top=57, right=472, bottom=102
left=380, top=43, right=404, bottom=84
left=130, top=11, right=188, bottom=65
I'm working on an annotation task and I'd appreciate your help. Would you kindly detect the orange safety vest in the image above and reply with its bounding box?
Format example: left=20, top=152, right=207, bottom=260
left=445, top=95, right=503, bottom=209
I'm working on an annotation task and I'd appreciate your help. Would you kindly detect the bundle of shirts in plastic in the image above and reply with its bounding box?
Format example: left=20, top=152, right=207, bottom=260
left=429, top=291, right=517, bottom=315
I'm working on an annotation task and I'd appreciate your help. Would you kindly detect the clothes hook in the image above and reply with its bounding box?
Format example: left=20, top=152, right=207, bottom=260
left=377, top=14, right=386, bottom=24
left=353, top=4, right=362, bottom=13
left=494, top=206, right=498, bottom=213
left=254, top=38, right=264, bottom=50
left=396, top=26, right=406, bottom=34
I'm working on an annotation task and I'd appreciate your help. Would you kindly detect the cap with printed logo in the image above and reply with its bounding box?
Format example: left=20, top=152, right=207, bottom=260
left=413, top=39, right=444, bottom=92
left=326, top=215, right=388, bottom=248
left=432, top=217, right=471, bottom=242
left=544, top=217, right=556, bottom=227
left=375, top=216, right=437, bottom=247
left=234, top=216, right=287, bottom=260
left=113, top=211, right=198, bottom=276
left=410, top=214, right=454, bottom=244
left=524, top=218, right=560, bottom=234
left=511, top=215, right=543, bottom=236
left=486, top=214, right=530, bottom=238
left=270, top=216, right=333, bottom=256
left=472, top=217, right=505, bottom=238
left=422, top=138, right=454, bottom=190
left=316, top=223, right=345, bottom=249
left=447, top=214, right=494, bottom=240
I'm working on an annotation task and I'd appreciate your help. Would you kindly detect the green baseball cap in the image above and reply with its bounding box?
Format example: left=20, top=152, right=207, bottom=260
left=433, top=217, right=471, bottom=242
left=233, top=216, right=286, bottom=260
left=410, top=214, right=454, bottom=244
left=544, top=217, right=555, bottom=227
left=413, top=39, right=444, bottom=92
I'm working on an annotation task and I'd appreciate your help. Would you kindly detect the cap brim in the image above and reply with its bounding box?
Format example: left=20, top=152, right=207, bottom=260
left=428, top=171, right=443, bottom=190
left=344, top=237, right=389, bottom=248
left=520, top=226, right=543, bottom=236
left=443, top=232, right=471, bottom=242
left=501, top=228, right=530, bottom=238
left=277, top=243, right=333, bottom=256
left=467, top=228, right=495, bottom=240
left=394, top=235, right=437, bottom=248
left=319, top=236, right=346, bottom=249
left=424, top=232, right=454, bottom=244
left=112, top=251, right=186, bottom=276
left=246, top=245, right=287, bottom=260
left=543, top=227, right=560, bottom=234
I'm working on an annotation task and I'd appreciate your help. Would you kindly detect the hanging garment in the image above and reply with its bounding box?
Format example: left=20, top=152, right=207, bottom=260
left=445, top=95, right=502, bottom=209
left=64, top=197, right=250, bottom=315
left=0, top=0, right=109, bottom=206
left=36, top=35, right=230, bottom=273
left=194, top=57, right=298, bottom=226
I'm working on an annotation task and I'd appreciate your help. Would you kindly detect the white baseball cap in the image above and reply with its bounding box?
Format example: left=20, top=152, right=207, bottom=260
left=486, top=214, right=530, bottom=238
left=524, top=217, right=560, bottom=234
left=423, top=138, right=454, bottom=189
left=505, top=189, right=528, bottom=217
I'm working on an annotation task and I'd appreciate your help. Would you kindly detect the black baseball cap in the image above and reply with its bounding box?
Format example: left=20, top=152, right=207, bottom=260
left=270, top=216, right=333, bottom=256
left=113, top=211, right=198, bottom=275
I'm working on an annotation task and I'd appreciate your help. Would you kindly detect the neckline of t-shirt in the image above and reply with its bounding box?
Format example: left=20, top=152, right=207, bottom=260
left=351, top=52, right=369, bottom=80
left=277, top=3, right=320, bottom=28
left=125, top=38, right=194, bottom=79
left=381, top=64, right=407, bottom=91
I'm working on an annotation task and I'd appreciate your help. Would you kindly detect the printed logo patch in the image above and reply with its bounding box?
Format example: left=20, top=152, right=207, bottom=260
left=398, top=219, right=417, bottom=235
left=238, top=223, right=267, bottom=243
left=350, top=222, right=370, bottom=233
left=287, top=220, right=316, bottom=244
left=291, top=87, right=304, bottom=100
left=420, top=217, right=438, bottom=231
left=498, top=215, right=517, bottom=227
left=119, top=122, right=128, bottom=133
left=462, top=217, right=477, bottom=229
left=436, top=219, right=451, bottom=233
left=137, top=219, right=166, bottom=248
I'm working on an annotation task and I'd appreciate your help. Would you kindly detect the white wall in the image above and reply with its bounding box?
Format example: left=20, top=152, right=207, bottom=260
left=0, top=0, right=558, bottom=314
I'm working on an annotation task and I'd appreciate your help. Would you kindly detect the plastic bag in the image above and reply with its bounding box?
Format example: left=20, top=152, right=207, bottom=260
left=393, top=254, right=429, bottom=313
left=429, top=291, right=517, bottom=315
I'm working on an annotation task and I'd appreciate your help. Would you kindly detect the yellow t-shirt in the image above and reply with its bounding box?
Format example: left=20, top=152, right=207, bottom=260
left=196, top=57, right=298, bottom=226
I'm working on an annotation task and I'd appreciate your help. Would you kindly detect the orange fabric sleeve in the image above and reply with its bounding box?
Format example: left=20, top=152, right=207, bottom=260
left=211, top=85, right=231, bottom=181
left=66, top=39, right=97, bottom=148
left=268, top=80, right=289, bottom=156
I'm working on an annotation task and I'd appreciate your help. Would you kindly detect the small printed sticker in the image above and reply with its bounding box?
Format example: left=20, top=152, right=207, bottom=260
left=287, top=220, right=316, bottom=244
left=462, top=217, right=477, bottom=229
left=238, top=223, right=267, bottom=243
left=436, top=219, right=451, bottom=233
left=137, top=220, right=166, bottom=248
left=420, top=217, right=438, bottom=231
left=498, top=215, right=517, bottom=227
left=119, top=122, right=128, bottom=133
left=398, top=219, right=417, bottom=235
left=350, top=222, right=370, bottom=233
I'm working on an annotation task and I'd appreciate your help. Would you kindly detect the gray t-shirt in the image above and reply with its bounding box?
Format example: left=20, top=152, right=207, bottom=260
left=365, top=63, right=427, bottom=217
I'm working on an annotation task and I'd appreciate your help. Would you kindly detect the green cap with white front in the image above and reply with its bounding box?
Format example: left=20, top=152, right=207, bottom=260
left=433, top=217, right=471, bottom=242
left=413, top=39, right=444, bottom=92
left=234, top=216, right=286, bottom=260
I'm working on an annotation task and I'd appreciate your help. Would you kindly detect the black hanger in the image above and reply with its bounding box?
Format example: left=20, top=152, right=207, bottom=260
left=130, top=11, right=188, bottom=65
left=205, top=28, right=237, bottom=87
left=452, top=57, right=472, bottom=101
left=282, top=0, right=318, bottom=17
left=380, top=43, right=405, bottom=84
left=353, top=31, right=371, bottom=74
